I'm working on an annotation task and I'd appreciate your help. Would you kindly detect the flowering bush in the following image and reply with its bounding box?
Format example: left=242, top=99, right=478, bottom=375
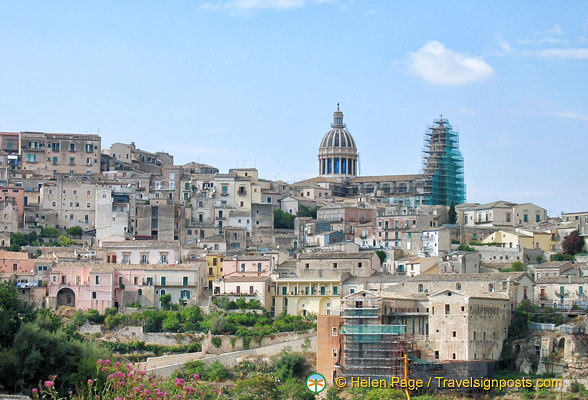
left=31, top=359, right=228, bottom=400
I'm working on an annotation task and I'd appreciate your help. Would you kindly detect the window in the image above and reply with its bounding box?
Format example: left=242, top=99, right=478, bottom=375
left=456, top=283, right=461, bottom=290
left=418, top=284, right=423, bottom=292
left=524, top=214, right=528, bottom=223
left=92, top=291, right=97, bottom=299
left=257, top=262, right=262, bottom=273
left=183, top=276, right=189, bottom=286
left=161, top=276, right=166, bottom=286
left=489, top=284, right=494, bottom=292
left=332, top=348, right=338, bottom=358
left=181, top=290, right=190, bottom=299
left=332, top=327, right=338, bottom=336
left=434, top=351, right=439, bottom=360
left=321, top=286, right=326, bottom=295
left=241, top=263, right=246, bottom=272
left=249, top=286, right=254, bottom=294
left=357, top=262, right=363, bottom=268
left=445, top=304, right=450, bottom=314
left=284, top=298, right=288, bottom=307
left=69, top=143, right=75, bottom=152
left=452, top=331, right=456, bottom=337
left=333, top=263, right=337, bottom=269
left=160, top=253, right=168, bottom=263
left=134, top=277, right=138, bottom=285
left=160, top=289, right=166, bottom=295
left=333, top=286, right=338, bottom=295
left=305, top=263, right=309, bottom=269
left=282, top=286, right=287, bottom=295
left=95, top=276, right=100, bottom=285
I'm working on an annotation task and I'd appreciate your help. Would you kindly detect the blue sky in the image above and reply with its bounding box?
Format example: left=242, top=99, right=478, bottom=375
left=0, top=1, right=587, bottom=215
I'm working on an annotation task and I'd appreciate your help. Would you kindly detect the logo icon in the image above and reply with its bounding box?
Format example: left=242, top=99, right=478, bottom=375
left=306, top=373, right=326, bottom=393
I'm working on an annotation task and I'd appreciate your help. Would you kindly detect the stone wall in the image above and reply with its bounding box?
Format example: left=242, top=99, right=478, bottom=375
left=102, top=326, right=204, bottom=346
left=204, top=329, right=316, bottom=354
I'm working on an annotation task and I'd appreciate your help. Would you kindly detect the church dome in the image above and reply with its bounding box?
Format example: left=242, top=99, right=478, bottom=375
left=317, top=104, right=358, bottom=178
left=319, top=106, right=357, bottom=149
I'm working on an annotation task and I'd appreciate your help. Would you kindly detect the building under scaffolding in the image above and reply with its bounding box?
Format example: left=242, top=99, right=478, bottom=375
left=339, top=291, right=410, bottom=382
left=422, top=117, right=466, bottom=206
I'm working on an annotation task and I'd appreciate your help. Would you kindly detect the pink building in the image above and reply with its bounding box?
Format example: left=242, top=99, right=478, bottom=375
left=47, top=264, right=115, bottom=313
left=0, top=187, right=25, bottom=224
left=0, top=250, right=35, bottom=274
left=222, top=255, right=273, bottom=277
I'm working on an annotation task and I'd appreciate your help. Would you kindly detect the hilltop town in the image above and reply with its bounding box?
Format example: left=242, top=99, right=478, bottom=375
left=1, top=107, right=587, bottom=399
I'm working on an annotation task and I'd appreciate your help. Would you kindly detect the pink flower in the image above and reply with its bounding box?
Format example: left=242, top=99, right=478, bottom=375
left=115, top=361, right=121, bottom=369
left=88, top=379, right=94, bottom=385
left=101, top=367, right=107, bottom=372
left=97, top=359, right=104, bottom=365
left=105, top=359, right=111, bottom=365
left=44, top=381, right=53, bottom=388
left=175, top=378, right=184, bottom=387
left=31, top=388, right=38, bottom=393
left=107, top=374, right=115, bottom=380
left=51, top=375, right=57, bottom=380
left=192, top=373, right=200, bottom=381
left=134, top=387, right=141, bottom=392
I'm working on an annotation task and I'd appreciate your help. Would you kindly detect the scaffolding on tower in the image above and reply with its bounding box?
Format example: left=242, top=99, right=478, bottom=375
left=421, top=116, right=466, bottom=206
left=338, top=293, right=410, bottom=382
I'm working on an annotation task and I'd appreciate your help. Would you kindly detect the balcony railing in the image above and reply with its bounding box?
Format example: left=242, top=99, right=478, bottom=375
left=340, top=325, right=406, bottom=335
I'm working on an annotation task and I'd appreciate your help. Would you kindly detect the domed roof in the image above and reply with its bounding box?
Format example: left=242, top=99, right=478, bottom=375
left=319, top=105, right=357, bottom=149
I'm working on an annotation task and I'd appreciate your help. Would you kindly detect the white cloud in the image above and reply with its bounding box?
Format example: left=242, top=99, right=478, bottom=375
left=498, top=39, right=514, bottom=54
left=203, top=0, right=305, bottom=12
left=540, top=24, right=565, bottom=36
left=536, top=47, right=588, bottom=59
left=407, top=41, right=494, bottom=86
left=556, top=111, right=588, bottom=121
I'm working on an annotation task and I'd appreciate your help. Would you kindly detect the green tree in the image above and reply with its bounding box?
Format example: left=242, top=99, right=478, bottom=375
left=448, top=200, right=457, bottom=224
left=510, top=261, right=528, bottom=271
left=162, top=313, right=180, bottom=332
left=66, top=226, right=84, bottom=238
left=457, top=244, right=474, bottom=252
left=208, top=360, right=233, bottom=381
left=297, top=205, right=319, bottom=219
left=375, top=250, right=386, bottom=264
left=278, top=379, right=316, bottom=400
left=41, top=226, right=59, bottom=238
left=233, top=374, right=279, bottom=400
left=563, top=230, right=585, bottom=255
left=274, top=209, right=295, bottom=229
left=7, top=243, right=21, bottom=252
left=274, top=352, right=307, bottom=382
left=160, top=294, right=172, bottom=310
left=9, top=232, right=27, bottom=247
left=58, top=234, right=74, bottom=247
left=70, top=310, right=87, bottom=327
left=0, top=280, right=34, bottom=347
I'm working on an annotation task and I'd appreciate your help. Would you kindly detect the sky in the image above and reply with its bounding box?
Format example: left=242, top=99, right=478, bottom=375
left=0, top=1, right=587, bottom=216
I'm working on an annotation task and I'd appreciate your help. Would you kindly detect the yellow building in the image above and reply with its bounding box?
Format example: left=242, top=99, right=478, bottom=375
left=272, top=277, right=341, bottom=317
left=206, top=255, right=224, bottom=291
left=483, top=230, right=556, bottom=252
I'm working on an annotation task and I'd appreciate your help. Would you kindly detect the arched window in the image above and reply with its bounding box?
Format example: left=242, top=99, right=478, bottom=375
left=456, top=283, right=462, bottom=290
left=488, top=284, right=494, bottom=292
left=418, top=284, right=424, bottom=293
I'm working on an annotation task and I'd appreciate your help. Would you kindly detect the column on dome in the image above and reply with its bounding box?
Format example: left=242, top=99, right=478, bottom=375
left=352, top=159, right=356, bottom=175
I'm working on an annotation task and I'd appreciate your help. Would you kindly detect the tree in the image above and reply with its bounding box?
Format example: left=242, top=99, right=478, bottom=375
left=375, top=250, right=386, bottom=264
left=7, top=243, right=21, bottom=252
left=66, top=226, right=84, bottom=238
left=9, top=232, right=27, bottom=247
left=510, top=261, right=528, bottom=271
left=41, top=226, right=59, bottom=238
left=162, top=313, right=180, bottom=332
left=232, top=374, right=279, bottom=400
left=563, top=230, right=585, bottom=255
left=274, top=352, right=307, bottom=382
left=297, top=205, right=319, bottom=219
left=58, top=234, right=74, bottom=247
left=0, top=280, right=34, bottom=348
left=274, top=209, right=295, bottom=229
left=160, top=294, right=172, bottom=310
left=448, top=200, right=457, bottom=224
left=278, top=379, right=316, bottom=400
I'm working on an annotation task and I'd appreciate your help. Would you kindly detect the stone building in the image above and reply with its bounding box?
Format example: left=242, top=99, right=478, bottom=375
left=19, top=131, right=101, bottom=175
left=39, top=177, right=97, bottom=231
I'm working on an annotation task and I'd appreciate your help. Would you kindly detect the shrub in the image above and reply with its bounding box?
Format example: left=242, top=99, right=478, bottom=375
left=162, top=313, right=180, bottom=332
left=85, top=309, right=104, bottom=324
left=211, top=337, right=222, bottom=348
